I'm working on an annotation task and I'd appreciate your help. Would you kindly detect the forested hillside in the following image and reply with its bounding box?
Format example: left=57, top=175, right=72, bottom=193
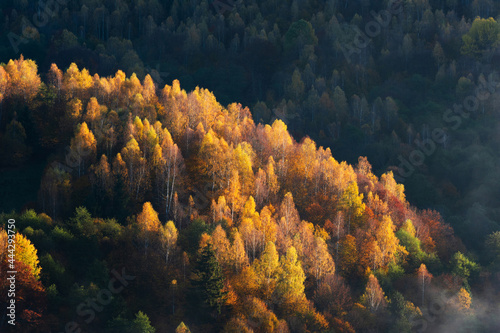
left=2, top=0, right=500, bottom=253
left=0, top=57, right=499, bottom=332
left=2, top=0, right=500, bottom=332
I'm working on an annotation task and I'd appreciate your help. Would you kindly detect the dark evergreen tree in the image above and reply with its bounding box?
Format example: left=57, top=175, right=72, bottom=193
left=190, top=243, right=228, bottom=316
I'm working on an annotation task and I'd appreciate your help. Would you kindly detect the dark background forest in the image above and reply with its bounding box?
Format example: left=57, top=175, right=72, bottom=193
left=1, top=0, right=500, bottom=332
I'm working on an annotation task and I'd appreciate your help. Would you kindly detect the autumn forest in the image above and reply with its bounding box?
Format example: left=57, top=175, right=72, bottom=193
left=1, top=0, right=500, bottom=332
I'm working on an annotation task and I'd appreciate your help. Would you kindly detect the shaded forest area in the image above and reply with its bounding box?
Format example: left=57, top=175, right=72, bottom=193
left=1, top=0, right=500, bottom=332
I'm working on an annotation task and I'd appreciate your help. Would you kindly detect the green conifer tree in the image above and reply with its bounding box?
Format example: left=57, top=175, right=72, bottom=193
left=191, top=243, right=228, bottom=315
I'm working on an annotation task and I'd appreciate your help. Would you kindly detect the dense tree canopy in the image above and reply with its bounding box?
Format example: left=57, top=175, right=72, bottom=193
left=1, top=55, right=495, bottom=332
left=2, top=0, right=500, bottom=329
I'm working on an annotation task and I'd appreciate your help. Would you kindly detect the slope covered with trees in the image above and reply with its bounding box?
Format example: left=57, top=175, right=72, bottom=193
left=1, top=57, right=499, bottom=332
left=2, top=0, right=500, bottom=256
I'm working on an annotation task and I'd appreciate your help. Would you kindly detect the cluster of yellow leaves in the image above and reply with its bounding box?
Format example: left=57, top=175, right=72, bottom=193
left=0, top=230, right=41, bottom=280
